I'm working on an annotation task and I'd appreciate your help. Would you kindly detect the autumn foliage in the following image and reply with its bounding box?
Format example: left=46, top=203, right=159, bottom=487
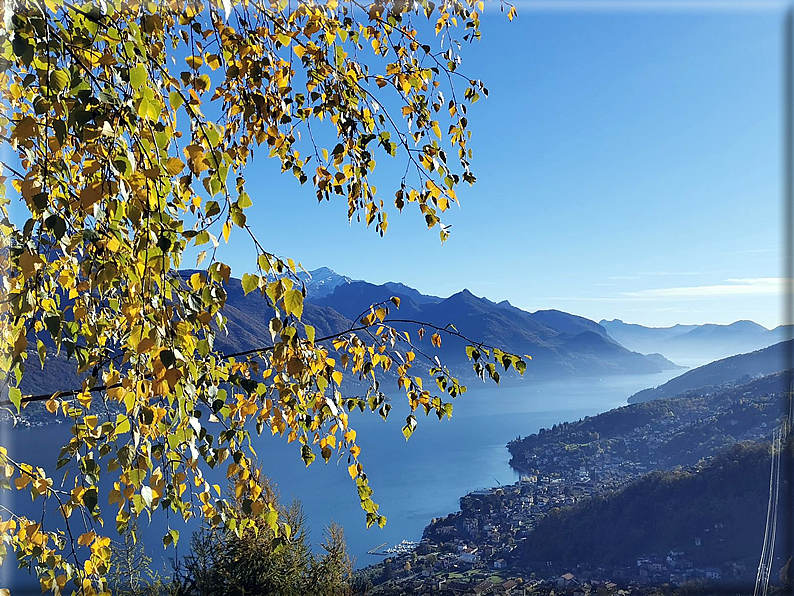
left=0, top=0, right=521, bottom=593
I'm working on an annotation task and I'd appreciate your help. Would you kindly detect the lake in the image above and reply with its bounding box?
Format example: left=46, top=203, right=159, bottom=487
left=0, top=369, right=682, bottom=590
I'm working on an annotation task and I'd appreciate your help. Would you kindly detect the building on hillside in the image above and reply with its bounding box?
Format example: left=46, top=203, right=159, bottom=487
left=556, top=572, right=577, bottom=588
left=459, top=546, right=480, bottom=564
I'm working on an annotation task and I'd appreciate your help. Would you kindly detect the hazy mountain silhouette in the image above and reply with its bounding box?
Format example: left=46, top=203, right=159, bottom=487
left=600, top=318, right=788, bottom=364
left=628, top=339, right=792, bottom=403
left=311, top=276, right=679, bottom=377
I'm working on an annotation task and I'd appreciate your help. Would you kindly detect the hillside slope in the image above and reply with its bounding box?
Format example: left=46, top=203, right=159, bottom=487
left=517, top=441, right=789, bottom=570
left=628, top=340, right=792, bottom=403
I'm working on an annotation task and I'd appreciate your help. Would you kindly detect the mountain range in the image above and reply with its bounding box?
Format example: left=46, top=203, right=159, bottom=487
left=601, top=318, right=790, bottom=365
left=296, top=269, right=786, bottom=369
left=18, top=268, right=685, bottom=399
left=306, top=277, right=679, bottom=378
left=23, top=266, right=789, bottom=399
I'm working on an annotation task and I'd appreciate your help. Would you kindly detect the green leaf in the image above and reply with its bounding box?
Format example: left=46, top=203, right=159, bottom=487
left=301, top=444, right=315, bottom=466
left=45, top=215, right=66, bottom=240
left=237, top=192, right=252, bottom=209
left=130, top=63, right=147, bottom=90
left=37, top=340, right=46, bottom=368
left=230, top=206, right=246, bottom=228
left=8, top=387, right=21, bottom=411
left=241, top=273, right=259, bottom=295
left=49, top=69, right=70, bottom=91
left=283, top=289, right=303, bottom=319
left=168, top=91, right=184, bottom=110
left=83, top=487, right=98, bottom=513
left=265, top=508, right=279, bottom=532
left=205, top=201, right=221, bottom=218
left=401, top=415, right=417, bottom=441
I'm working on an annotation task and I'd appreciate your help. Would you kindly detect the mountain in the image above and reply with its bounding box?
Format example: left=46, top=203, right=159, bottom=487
left=381, top=281, right=441, bottom=305
left=296, top=266, right=354, bottom=298
left=525, top=309, right=611, bottom=339
left=312, top=280, right=680, bottom=377
left=599, top=319, right=700, bottom=350
left=12, top=269, right=682, bottom=403
left=510, top=369, right=789, bottom=473
left=600, top=318, right=788, bottom=365
left=627, top=339, right=793, bottom=403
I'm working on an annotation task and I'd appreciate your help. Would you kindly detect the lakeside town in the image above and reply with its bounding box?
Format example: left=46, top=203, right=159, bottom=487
left=353, top=373, right=786, bottom=595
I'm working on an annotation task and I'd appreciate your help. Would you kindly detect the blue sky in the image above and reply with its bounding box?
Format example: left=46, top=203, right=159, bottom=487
left=3, top=4, right=782, bottom=327
left=206, top=5, right=784, bottom=328
left=217, top=3, right=784, bottom=328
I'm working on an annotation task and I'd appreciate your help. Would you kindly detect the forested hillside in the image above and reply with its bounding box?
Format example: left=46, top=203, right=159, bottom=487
left=517, top=441, right=789, bottom=568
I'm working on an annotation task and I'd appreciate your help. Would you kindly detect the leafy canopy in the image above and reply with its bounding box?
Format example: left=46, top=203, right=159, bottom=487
left=0, top=0, right=522, bottom=594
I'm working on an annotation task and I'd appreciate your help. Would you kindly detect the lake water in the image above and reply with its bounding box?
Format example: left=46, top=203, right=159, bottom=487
left=0, top=369, right=682, bottom=590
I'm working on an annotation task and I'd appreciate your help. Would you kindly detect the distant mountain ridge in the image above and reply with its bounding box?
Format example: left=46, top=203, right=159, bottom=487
left=601, top=318, right=789, bottom=364
left=309, top=273, right=679, bottom=378
left=16, top=268, right=684, bottom=400
left=627, top=339, right=793, bottom=403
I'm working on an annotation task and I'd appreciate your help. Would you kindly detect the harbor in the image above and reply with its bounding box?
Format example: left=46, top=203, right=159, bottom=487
left=367, top=540, right=420, bottom=556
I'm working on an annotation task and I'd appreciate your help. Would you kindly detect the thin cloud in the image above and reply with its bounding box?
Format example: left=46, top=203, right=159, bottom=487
left=622, top=277, right=788, bottom=298
left=637, top=271, right=709, bottom=277
left=731, top=248, right=777, bottom=255
left=608, top=271, right=712, bottom=281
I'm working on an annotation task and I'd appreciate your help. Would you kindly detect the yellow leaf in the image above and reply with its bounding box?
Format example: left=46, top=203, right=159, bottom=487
left=185, top=55, right=203, bottom=69
left=347, top=464, right=358, bottom=479
left=431, top=333, right=442, bottom=348
left=206, top=54, right=221, bottom=70
left=78, top=531, right=95, bottom=546
left=189, top=272, right=203, bottom=291
left=165, top=157, right=185, bottom=176
left=332, top=371, right=343, bottom=385
left=283, top=289, right=304, bottom=319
